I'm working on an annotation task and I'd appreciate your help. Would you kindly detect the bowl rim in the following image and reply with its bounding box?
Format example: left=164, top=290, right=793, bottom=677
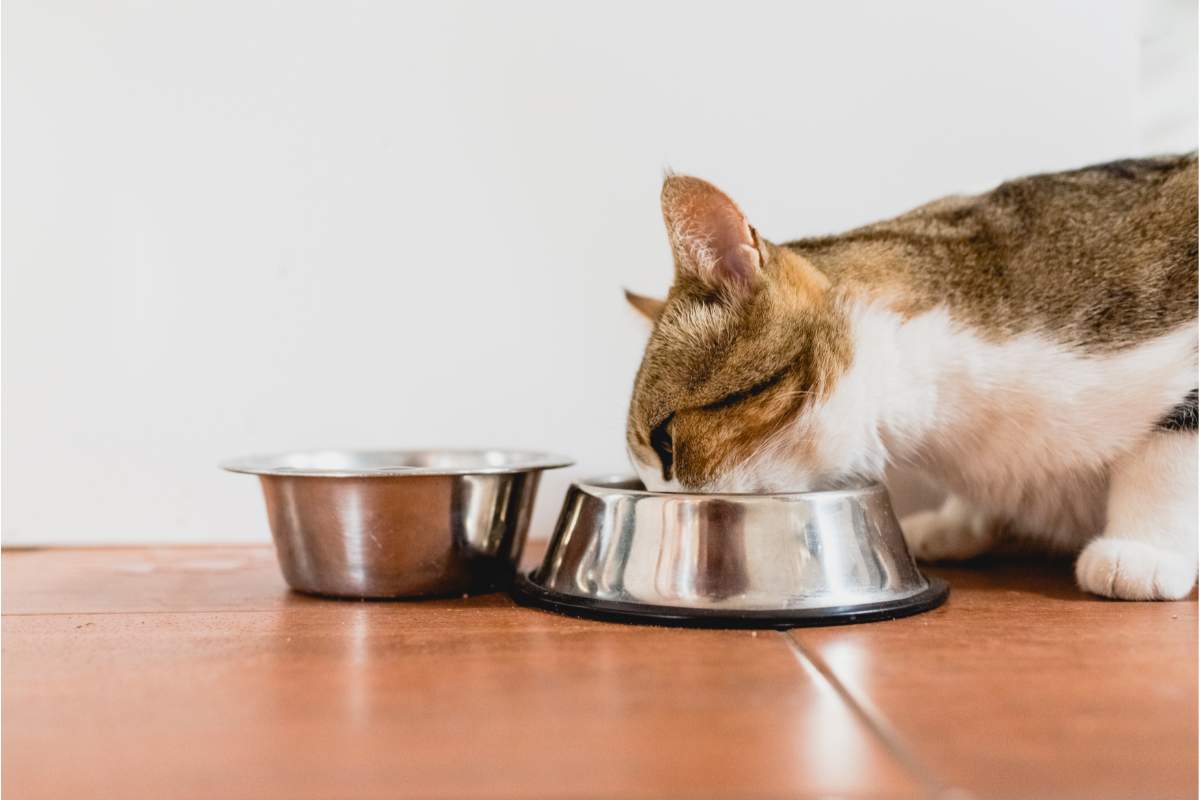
left=220, top=448, right=574, bottom=478
left=574, top=474, right=886, bottom=500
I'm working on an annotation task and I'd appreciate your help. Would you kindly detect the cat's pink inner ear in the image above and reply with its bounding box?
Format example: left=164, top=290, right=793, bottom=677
left=661, top=176, right=762, bottom=293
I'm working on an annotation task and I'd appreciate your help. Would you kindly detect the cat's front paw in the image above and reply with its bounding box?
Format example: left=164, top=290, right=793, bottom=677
left=901, top=508, right=994, bottom=562
left=1075, top=538, right=1197, bottom=600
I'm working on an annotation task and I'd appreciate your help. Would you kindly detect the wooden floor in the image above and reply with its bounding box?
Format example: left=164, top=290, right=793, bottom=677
left=3, top=545, right=1196, bottom=800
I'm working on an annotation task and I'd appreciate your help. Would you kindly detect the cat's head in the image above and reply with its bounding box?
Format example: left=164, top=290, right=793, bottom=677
left=626, top=175, right=868, bottom=493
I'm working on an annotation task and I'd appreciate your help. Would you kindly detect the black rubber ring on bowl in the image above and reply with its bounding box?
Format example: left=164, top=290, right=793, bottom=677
left=511, top=573, right=949, bottom=630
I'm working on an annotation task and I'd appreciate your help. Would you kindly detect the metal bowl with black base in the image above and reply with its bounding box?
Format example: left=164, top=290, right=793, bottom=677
left=513, top=477, right=948, bottom=629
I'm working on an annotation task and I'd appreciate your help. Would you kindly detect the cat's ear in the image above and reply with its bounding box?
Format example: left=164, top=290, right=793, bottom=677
left=624, top=288, right=665, bottom=322
left=661, top=175, right=764, bottom=295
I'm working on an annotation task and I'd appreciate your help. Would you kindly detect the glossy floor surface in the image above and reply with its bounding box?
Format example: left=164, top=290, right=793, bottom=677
left=3, top=545, right=1196, bottom=800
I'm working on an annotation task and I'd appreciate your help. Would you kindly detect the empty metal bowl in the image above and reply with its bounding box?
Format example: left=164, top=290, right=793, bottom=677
left=515, top=477, right=948, bottom=628
left=222, top=449, right=571, bottom=599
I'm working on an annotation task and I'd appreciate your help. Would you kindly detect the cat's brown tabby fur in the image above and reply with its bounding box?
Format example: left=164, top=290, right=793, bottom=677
left=625, top=154, right=1198, bottom=601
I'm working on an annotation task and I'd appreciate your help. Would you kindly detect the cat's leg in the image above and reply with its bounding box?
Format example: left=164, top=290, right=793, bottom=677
left=1076, top=431, right=1198, bottom=600
left=901, top=494, right=1000, bottom=561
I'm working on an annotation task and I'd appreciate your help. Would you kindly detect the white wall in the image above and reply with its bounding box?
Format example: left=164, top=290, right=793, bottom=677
left=3, top=0, right=1190, bottom=544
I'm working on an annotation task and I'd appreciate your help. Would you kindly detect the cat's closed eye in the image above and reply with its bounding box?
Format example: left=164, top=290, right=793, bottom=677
left=700, top=369, right=789, bottom=412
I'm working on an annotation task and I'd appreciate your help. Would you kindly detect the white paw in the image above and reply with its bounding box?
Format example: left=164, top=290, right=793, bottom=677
left=1075, top=538, right=1197, bottom=601
left=901, top=509, right=994, bottom=562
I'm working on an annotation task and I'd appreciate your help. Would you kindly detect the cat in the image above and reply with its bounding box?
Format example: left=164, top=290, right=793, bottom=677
left=625, top=154, right=1198, bottom=601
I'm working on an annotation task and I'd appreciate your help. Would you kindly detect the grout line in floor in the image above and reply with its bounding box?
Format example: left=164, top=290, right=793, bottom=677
left=779, top=630, right=962, bottom=800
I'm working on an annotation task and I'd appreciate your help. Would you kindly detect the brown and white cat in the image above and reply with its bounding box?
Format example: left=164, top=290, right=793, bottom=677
left=625, top=155, right=1198, bottom=601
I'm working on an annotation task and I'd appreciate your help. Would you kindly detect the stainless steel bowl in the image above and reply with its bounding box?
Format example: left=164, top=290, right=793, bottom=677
left=222, top=449, right=572, bottom=599
left=515, top=477, right=947, bottom=628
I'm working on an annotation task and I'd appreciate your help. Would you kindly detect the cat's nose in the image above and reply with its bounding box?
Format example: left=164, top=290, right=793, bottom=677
left=649, top=415, right=675, bottom=482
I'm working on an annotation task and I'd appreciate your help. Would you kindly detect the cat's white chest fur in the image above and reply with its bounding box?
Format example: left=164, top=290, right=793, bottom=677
left=817, top=302, right=1198, bottom=549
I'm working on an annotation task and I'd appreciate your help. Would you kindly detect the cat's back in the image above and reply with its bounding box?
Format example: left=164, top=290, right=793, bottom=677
left=982, top=153, right=1196, bottom=282
left=797, top=153, right=1198, bottom=349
